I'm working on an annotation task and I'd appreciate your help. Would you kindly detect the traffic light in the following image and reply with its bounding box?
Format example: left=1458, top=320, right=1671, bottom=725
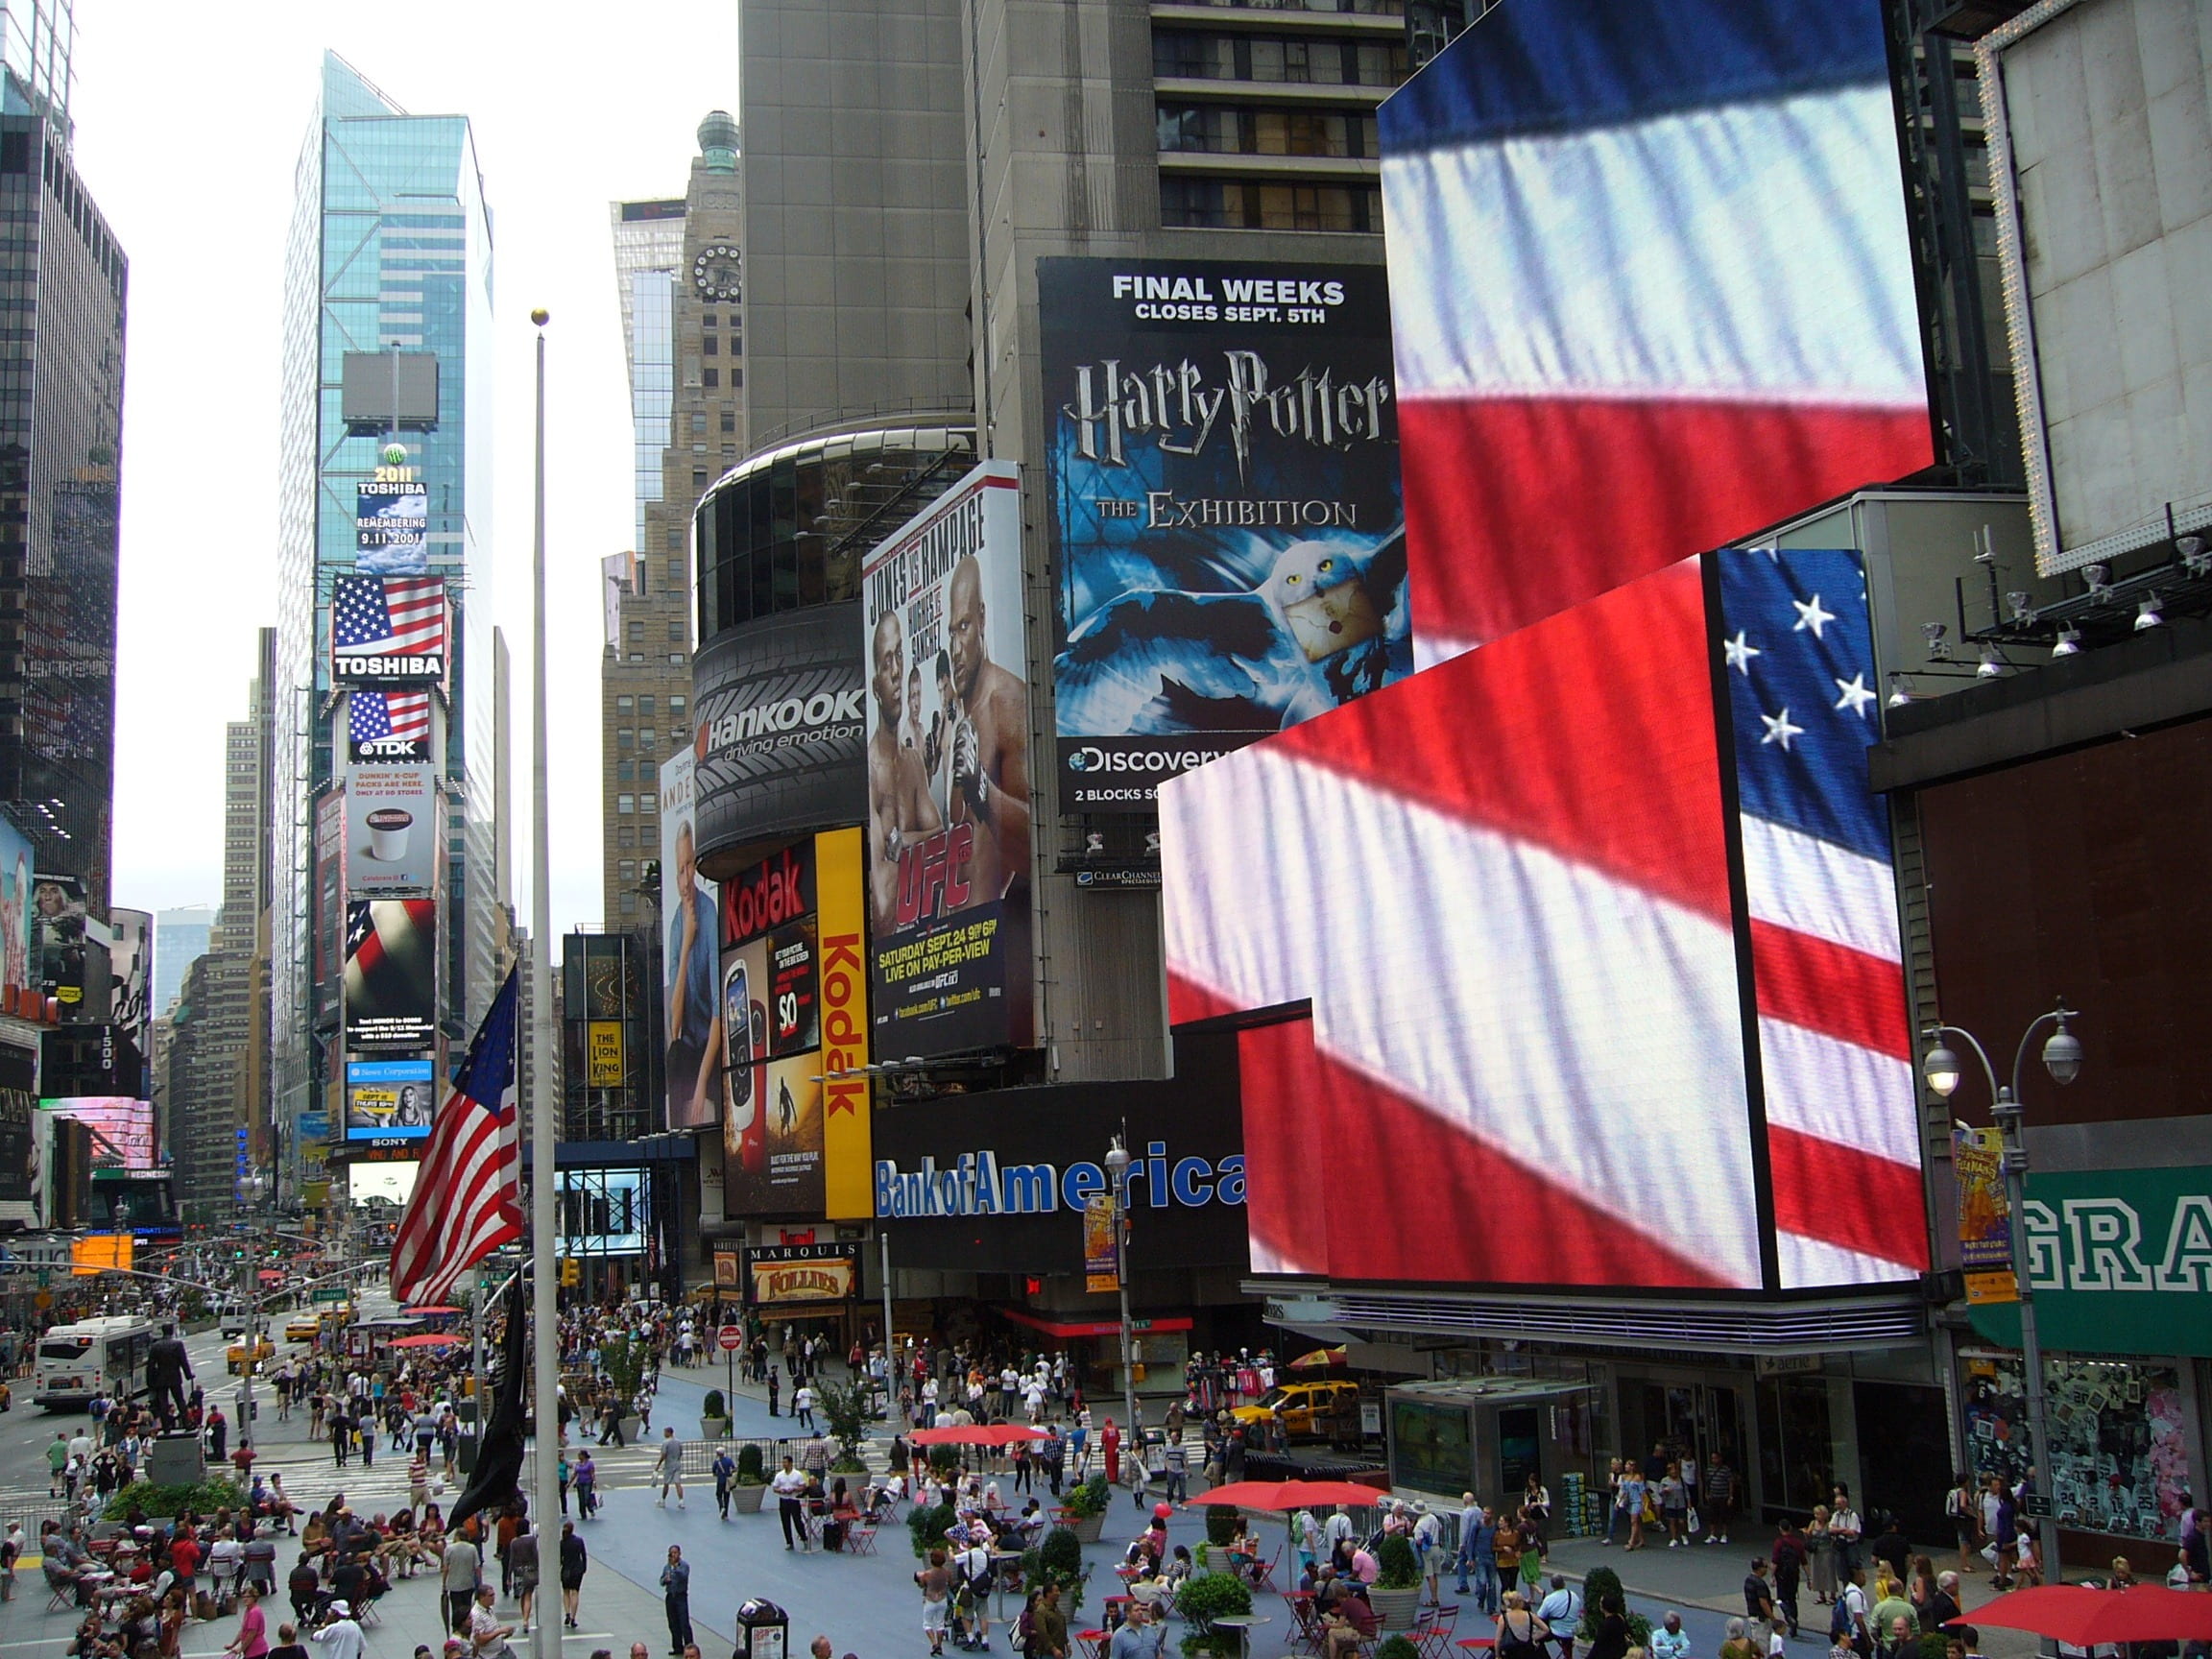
left=560, top=1258, right=580, bottom=1288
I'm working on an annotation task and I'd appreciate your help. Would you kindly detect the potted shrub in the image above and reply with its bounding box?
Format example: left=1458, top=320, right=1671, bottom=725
left=909, top=1499, right=957, bottom=1557
left=729, top=1439, right=767, bottom=1514
left=1063, top=1472, right=1112, bottom=1544
left=1173, top=1568, right=1255, bottom=1655
left=1577, top=1570, right=1652, bottom=1651
left=1369, top=1535, right=1424, bottom=1631
left=1375, top=1639, right=1421, bottom=1659
left=1019, top=1526, right=1088, bottom=1614
left=702, top=1388, right=733, bottom=1439
left=602, top=1335, right=647, bottom=1444
left=1206, top=1505, right=1242, bottom=1547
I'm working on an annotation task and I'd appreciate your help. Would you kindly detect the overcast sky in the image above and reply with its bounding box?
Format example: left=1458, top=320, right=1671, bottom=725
left=85, top=0, right=739, bottom=944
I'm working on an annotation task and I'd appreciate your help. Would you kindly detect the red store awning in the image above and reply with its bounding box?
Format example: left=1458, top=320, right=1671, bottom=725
left=998, top=1307, right=1194, bottom=1341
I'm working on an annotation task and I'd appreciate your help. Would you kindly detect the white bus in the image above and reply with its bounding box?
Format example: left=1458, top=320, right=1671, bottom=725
left=34, top=1315, right=156, bottom=1411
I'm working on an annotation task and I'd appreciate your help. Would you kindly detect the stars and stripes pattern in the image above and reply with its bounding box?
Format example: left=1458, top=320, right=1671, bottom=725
left=332, top=574, right=445, bottom=657
left=389, top=967, right=523, bottom=1308
left=1719, top=548, right=1923, bottom=1286
left=348, top=688, right=431, bottom=747
left=1161, top=552, right=1922, bottom=1292
left=1379, top=0, right=1932, bottom=663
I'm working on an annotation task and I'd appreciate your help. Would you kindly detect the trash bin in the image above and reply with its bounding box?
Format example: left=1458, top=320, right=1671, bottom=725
left=735, top=1598, right=789, bottom=1659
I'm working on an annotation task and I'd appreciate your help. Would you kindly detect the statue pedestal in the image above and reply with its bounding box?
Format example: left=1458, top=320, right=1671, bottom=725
left=146, top=1433, right=206, bottom=1488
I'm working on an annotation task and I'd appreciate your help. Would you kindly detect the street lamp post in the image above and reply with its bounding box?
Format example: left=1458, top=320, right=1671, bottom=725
left=234, top=1172, right=269, bottom=1455
left=1101, top=1134, right=1140, bottom=1470
left=1920, top=1000, right=2083, bottom=1581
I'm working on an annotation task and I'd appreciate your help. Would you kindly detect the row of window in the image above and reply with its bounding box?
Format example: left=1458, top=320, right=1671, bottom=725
left=1158, top=104, right=1381, bottom=158
left=625, top=619, right=687, bottom=643
left=613, top=793, right=660, bottom=815
left=613, top=693, right=685, bottom=717
left=1160, top=176, right=1383, bottom=232
left=690, top=410, right=739, bottom=435
left=1154, top=32, right=1406, bottom=85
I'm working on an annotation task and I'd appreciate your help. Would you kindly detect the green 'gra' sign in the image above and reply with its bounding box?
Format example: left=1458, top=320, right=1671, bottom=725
left=1969, top=1165, right=2212, bottom=1358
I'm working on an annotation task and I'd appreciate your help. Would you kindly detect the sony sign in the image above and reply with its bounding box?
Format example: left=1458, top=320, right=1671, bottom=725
left=874, top=1142, right=1247, bottom=1219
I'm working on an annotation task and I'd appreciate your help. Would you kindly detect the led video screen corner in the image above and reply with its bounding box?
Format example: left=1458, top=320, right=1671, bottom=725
left=1165, top=551, right=1928, bottom=1293
left=1380, top=0, right=1934, bottom=660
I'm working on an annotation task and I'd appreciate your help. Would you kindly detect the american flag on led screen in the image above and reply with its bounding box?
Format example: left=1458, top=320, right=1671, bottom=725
left=1161, top=554, right=1924, bottom=1293
left=348, top=688, right=431, bottom=748
left=332, top=575, right=445, bottom=658
left=1380, top=0, right=1932, bottom=661
left=389, top=966, right=522, bottom=1308
left=1719, top=547, right=1922, bottom=1286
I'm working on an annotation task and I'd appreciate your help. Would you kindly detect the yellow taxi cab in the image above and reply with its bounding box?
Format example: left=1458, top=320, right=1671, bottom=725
left=226, top=1336, right=275, bottom=1374
left=1230, top=1380, right=1361, bottom=1441
left=284, top=1314, right=324, bottom=1344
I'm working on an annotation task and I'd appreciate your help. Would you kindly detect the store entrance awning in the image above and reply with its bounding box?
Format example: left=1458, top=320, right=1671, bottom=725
left=998, top=1307, right=1194, bottom=1341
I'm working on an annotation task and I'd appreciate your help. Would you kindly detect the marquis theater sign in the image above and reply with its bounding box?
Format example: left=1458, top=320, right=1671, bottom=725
left=746, top=1241, right=860, bottom=1306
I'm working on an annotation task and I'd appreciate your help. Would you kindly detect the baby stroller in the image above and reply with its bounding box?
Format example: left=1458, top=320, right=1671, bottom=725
left=949, top=1571, right=991, bottom=1652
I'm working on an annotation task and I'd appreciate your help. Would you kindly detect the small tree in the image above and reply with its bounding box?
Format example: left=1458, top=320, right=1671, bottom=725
left=1375, top=1641, right=1420, bottom=1659
left=1067, top=1472, right=1113, bottom=1518
left=1175, top=1571, right=1255, bottom=1654
left=703, top=1388, right=727, bottom=1422
left=816, top=1377, right=872, bottom=1471
left=1206, top=1504, right=1241, bottom=1546
left=1376, top=1535, right=1421, bottom=1591
left=735, top=1442, right=766, bottom=1484
left=601, top=1334, right=646, bottom=1407
left=909, top=1500, right=956, bottom=1558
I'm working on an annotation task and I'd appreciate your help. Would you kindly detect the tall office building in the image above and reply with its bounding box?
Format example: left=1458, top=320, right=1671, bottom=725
left=0, top=0, right=123, bottom=913
left=151, top=904, right=214, bottom=1019
left=611, top=197, right=685, bottom=549
left=600, top=115, right=743, bottom=932
left=164, top=633, right=276, bottom=1217
left=273, top=54, right=496, bottom=1197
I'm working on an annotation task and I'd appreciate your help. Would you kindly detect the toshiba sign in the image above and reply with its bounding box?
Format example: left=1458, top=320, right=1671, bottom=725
left=693, top=604, right=867, bottom=878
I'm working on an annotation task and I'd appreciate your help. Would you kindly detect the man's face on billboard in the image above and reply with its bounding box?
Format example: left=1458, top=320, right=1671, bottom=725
left=948, top=555, right=985, bottom=700
left=872, top=611, right=905, bottom=725
left=676, top=822, right=696, bottom=893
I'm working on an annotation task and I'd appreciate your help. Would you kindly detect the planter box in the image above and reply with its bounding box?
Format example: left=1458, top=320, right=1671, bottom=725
left=1067, top=1510, right=1106, bottom=1544
left=1369, top=1587, right=1423, bottom=1632
left=621, top=1416, right=643, bottom=1444
left=729, top=1483, right=767, bottom=1514
left=704, top=1420, right=733, bottom=1438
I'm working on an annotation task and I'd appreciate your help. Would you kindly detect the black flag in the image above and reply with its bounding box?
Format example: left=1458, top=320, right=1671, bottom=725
left=448, top=1269, right=529, bottom=1531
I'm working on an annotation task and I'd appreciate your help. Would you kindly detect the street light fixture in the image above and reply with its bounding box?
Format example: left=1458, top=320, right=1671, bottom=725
left=1920, top=999, right=2081, bottom=1578
left=1102, top=1133, right=1141, bottom=1468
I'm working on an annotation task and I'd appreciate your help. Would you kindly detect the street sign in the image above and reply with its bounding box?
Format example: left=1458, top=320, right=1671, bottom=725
left=718, top=1324, right=745, bottom=1352
left=312, top=1286, right=346, bottom=1303
left=2021, top=1493, right=2053, bottom=1518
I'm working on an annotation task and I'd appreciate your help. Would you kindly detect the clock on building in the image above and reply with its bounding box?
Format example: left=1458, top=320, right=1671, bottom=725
left=692, top=243, right=741, bottom=302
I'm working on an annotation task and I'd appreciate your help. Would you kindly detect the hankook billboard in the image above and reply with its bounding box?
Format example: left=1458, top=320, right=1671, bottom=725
left=1040, top=257, right=1408, bottom=808
left=691, top=604, right=867, bottom=876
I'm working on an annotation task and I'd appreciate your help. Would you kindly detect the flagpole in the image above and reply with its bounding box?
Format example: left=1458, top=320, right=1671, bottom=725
left=528, top=307, right=560, bottom=1659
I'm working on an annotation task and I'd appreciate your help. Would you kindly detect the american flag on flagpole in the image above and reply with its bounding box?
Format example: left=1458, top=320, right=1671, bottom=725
left=389, top=967, right=524, bottom=1308
left=348, top=688, right=431, bottom=747
left=1162, top=553, right=1925, bottom=1293
left=333, top=575, right=445, bottom=658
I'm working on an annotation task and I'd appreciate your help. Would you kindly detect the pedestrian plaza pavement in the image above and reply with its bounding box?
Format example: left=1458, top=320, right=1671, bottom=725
left=1, top=1361, right=2043, bottom=1659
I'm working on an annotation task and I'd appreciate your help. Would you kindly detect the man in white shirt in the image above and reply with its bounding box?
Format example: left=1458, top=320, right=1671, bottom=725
left=1323, top=1505, right=1355, bottom=1559
left=311, top=1601, right=368, bottom=1659
left=955, top=1539, right=995, bottom=1651
left=772, top=1455, right=810, bottom=1551
left=1538, top=1577, right=1582, bottom=1659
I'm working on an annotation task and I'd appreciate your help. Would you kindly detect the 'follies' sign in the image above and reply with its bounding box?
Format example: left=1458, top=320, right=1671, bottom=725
left=1969, top=1166, right=2212, bottom=1357
left=746, top=1241, right=859, bottom=1306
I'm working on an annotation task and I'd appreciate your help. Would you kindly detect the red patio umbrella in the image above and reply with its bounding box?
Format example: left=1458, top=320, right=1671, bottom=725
left=403, top=1306, right=463, bottom=1316
left=911, top=1422, right=1047, bottom=1447
left=390, top=1333, right=463, bottom=1349
left=1951, top=1585, right=2212, bottom=1645
left=1287, top=1347, right=1348, bottom=1372
left=1200, top=1479, right=1388, bottom=1510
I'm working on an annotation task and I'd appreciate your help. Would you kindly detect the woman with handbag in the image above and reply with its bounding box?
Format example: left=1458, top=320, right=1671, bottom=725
left=1806, top=1507, right=1836, bottom=1606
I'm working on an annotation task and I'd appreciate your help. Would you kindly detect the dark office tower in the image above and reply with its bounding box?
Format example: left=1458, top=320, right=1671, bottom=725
left=0, top=0, right=124, bottom=914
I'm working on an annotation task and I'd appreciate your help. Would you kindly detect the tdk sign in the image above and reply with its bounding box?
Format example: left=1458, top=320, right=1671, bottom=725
left=875, top=1142, right=1246, bottom=1218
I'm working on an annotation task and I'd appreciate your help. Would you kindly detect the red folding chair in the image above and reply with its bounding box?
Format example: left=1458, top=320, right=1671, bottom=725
left=1413, top=1606, right=1459, bottom=1659
left=1253, top=1545, right=1284, bottom=1591
left=1285, top=1593, right=1325, bottom=1655
left=1076, top=1631, right=1108, bottom=1659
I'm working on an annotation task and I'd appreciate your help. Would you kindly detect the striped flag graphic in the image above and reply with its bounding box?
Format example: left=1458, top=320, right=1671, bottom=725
left=1162, top=553, right=1926, bottom=1291
left=1381, top=0, right=1933, bottom=661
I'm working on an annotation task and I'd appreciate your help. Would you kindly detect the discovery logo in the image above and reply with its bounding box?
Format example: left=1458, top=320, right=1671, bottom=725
left=1066, top=744, right=1233, bottom=774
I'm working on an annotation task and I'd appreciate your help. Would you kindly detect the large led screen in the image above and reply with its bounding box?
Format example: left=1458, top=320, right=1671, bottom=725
left=345, top=1058, right=436, bottom=1141
left=343, top=899, right=438, bottom=1050
left=41, top=1096, right=156, bottom=1168
left=1379, top=0, right=1933, bottom=660
left=860, top=461, right=1033, bottom=1056
left=1039, top=257, right=1408, bottom=807
left=661, top=748, right=723, bottom=1130
left=1163, top=552, right=1925, bottom=1292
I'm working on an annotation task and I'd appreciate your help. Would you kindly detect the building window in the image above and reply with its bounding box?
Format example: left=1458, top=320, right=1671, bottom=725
left=692, top=468, right=708, bottom=490
left=667, top=621, right=685, bottom=642
left=639, top=696, right=655, bottom=717
left=703, top=335, right=719, bottom=356
left=720, top=410, right=735, bottom=433
left=666, top=527, right=682, bottom=550
left=667, top=560, right=684, bottom=585
left=669, top=653, right=686, bottom=665
left=702, top=313, right=716, bottom=327
left=641, top=792, right=657, bottom=813
left=704, top=368, right=718, bottom=388
left=619, top=891, right=637, bottom=914
left=618, top=826, right=636, bottom=849
left=616, top=760, right=635, bottom=782
left=690, top=412, right=706, bottom=434
left=618, top=859, right=637, bottom=881
left=639, top=728, right=657, bottom=749
left=616, top=794, right=635, bottom=814
left=629, top=620, right=645, bottom=641
left=616, top=728, right=635, bottom=752
left=669, top=695, right=686, bottom=718
left=616, top=695, right=634, bottom=712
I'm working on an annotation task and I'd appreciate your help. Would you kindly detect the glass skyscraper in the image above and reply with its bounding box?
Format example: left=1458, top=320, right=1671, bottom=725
left=273, top=53, right=496, bottom=1188
left=610, top=199, right=684, bottom=549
